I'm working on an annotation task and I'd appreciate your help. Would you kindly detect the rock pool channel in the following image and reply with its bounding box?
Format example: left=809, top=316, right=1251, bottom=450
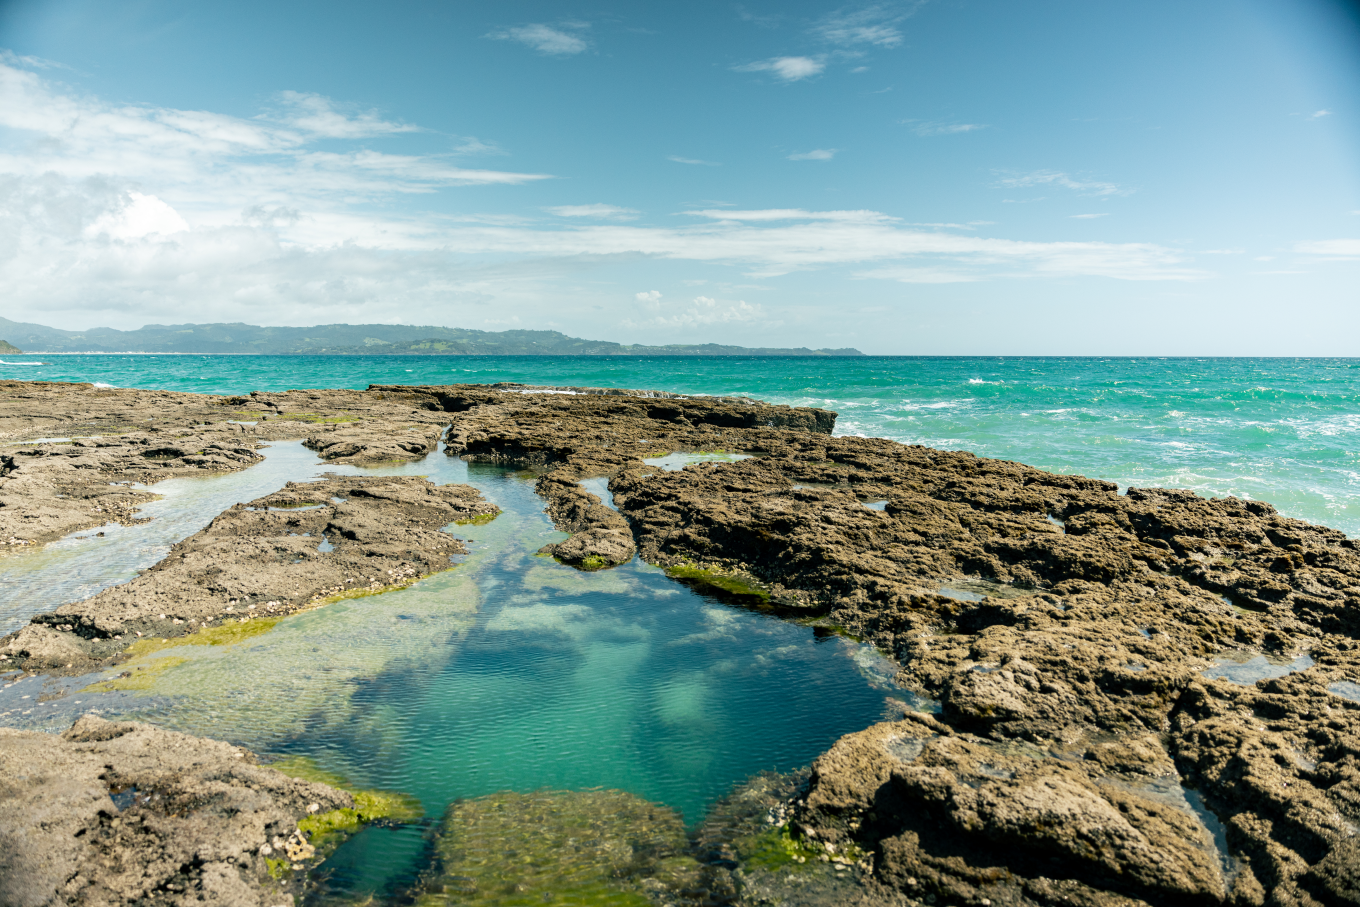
left=0, top=442, right=905, bottom=903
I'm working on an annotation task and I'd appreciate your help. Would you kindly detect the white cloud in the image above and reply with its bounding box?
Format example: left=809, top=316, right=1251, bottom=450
left=546, top=204, right=640, bottom=220
left=997, top=170, right=1130, bottom=197
left=0, top=61, right=1210, bottom=330
left=668, top=156, right=721, bottom=166
left=685, top=208, right=894, bottom=223
left=812, top=6, right=909, bottom=47
left=912, top=122, right=985, bottom=137
left=85, top=191, right=189, bottom=239
left=788, top=149, right=837, bottom=161
left=270, top=91, right=419, bottom=139
left=1311, top=109, right=1332, bottom=118
left=854, top=267, right=977, bottom=283
left=627, top=294, right=766, bottom=329
left=0, top=60, right=550, bottom=210
left=1070, top=213, right=1110, bottom=219
left=450, top=136, right=503, bottom=155
left=1294, top=239, right=1360, bottom=258
left=735, top=56, right=825, bottom=82
left=636, top=290, right=663, bottom=302
left=486, top=24, right=588, bottom=55
left=0, top=49, right=68, bottom=70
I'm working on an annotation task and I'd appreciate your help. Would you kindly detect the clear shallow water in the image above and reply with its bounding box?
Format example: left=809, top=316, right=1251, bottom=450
left=0, top=446, right=899, bottom=881
left=1203, top=651, right=1316, bottom=685
left=0, top=442, right=337, bottom=635
left=4, top=354, right=1359, bottom=536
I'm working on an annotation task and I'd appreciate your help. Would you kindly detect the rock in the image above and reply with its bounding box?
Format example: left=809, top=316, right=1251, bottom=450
left=420, top=789, right=703, bottom=905
left=2, top=475, right=497, bottom=669
left=0, top=382, right=454, bottom=549
left=0, top=716, right=350, bottom=907
left=10, top=380, right=1360, bottom=905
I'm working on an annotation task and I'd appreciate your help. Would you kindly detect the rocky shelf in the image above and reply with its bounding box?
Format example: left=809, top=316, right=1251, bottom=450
left=3, top=380, right=1360, bottom=907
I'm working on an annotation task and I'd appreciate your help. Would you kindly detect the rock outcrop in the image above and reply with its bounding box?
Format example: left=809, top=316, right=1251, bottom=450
left=7, top=380, right=1360, bottom=906
left=0, top=383, right=455, bottom=549
left=2, top=475, right=496, bottom=670
left=0, top=716, right=350, bottom=907
left=424, top=385, right=1360, bottom=907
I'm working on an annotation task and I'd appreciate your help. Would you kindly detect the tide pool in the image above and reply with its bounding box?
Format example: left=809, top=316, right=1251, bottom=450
left=0, top=443, right=900, bottom=899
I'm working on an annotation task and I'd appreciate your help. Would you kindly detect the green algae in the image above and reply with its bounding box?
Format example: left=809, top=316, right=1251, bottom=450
left=82, top=656, right=188, bottom=691
left=122, top=617, right=284, bottom=658
left=453, top=512, right=499, bottom=526
left=734, top=825, right=821, bottom=872
left=417, top=789, right=702, bottom=907
left=271, top=756, right=424, bottom=856
left=578, top=554, right=610, bottom=571
left=664, top=563, right=770, bottom=602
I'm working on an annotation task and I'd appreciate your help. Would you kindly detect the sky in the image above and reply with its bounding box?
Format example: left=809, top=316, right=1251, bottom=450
left=0, top=0, right=1357, bottom=355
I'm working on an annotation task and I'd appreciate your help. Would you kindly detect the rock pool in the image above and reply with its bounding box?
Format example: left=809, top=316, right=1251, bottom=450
left=0, top=444, right=902, bottom=902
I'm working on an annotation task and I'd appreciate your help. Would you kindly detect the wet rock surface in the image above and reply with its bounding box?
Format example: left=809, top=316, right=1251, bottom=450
left=2, top=474, right=497, bottom=671
left=0, top=715, right=351, bottom=907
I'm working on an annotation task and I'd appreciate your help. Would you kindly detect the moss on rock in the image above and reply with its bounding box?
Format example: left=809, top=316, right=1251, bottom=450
left=270, top=756, right=423, bottom=856
left=417, top=789, right=704, bottom=906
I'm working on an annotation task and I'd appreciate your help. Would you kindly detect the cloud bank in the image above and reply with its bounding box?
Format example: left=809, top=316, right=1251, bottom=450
left=0, top=59, right=1209, bottom=330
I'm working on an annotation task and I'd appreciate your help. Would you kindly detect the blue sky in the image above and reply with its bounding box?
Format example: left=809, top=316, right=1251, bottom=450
left=0, top=0, right=1357, bottom=354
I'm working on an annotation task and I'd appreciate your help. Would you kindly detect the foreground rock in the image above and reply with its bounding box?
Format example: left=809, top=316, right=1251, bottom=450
left=2, top=474, right=497, bottom=670
left=0, top=716, right=351, bottom=907
left=419, top=789, right=703, bottom=906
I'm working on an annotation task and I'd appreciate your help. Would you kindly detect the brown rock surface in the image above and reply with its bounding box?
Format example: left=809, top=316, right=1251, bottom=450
left=0, top=715, right=350, bottom=907
left=7, top=381, right=1360, bottom=905
left=0, top=382, right=451, bottom=549
left=2, top=474, right=496, bottom=670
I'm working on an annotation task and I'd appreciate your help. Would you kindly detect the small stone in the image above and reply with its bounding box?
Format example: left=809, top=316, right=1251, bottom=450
left=307, top=802, right=320, bottom=814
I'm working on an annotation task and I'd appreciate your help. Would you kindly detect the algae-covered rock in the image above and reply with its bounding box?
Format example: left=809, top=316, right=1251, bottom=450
left=418, top=789, right=703, bottom=906
left=269, top=755, right=424, bottom=857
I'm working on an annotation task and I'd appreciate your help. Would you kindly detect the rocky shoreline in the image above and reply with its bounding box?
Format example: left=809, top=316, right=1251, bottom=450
left=4, top=380, right=1360, bottom=906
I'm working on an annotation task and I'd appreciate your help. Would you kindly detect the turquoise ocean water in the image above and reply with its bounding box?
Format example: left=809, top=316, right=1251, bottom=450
left=5, top=354, right=1359, bottom=536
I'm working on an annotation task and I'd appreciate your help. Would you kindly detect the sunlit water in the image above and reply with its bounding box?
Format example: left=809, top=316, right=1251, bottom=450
left=5, top=354, right=1359, bottom=536
left=0, top=445, right=901, bottom=897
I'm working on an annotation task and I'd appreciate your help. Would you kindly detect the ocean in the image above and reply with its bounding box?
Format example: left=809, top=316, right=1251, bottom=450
left=3, top=354, right=1359, bottom=537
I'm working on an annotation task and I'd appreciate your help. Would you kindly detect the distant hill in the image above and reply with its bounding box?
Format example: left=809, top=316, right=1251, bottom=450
left=0, top=340, right=20, bottom=354
left=0, top=318, right=861, bottom=357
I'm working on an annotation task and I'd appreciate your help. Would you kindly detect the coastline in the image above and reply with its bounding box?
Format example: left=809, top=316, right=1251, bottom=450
left=3, top=379, right=1360, bottom=906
